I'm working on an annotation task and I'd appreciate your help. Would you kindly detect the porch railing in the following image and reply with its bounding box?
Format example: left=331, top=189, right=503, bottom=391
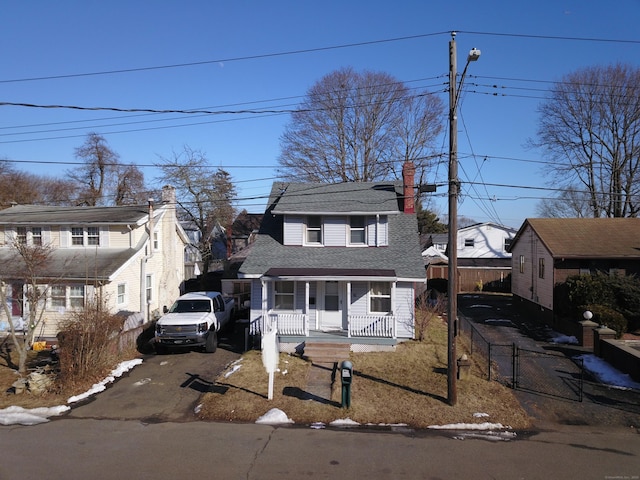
left=267, top=313, right=308, bottom=336
left=348, top=315, right=396, bottom=338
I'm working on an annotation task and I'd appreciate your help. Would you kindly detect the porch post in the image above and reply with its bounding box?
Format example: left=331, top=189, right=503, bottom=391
left=391, top=281, right=397, bottom=338
left=304, top=281, right=310, bottom=336
left=261, top=279, right=268, bottom=333
left=346, top=282, right=352, bottom=338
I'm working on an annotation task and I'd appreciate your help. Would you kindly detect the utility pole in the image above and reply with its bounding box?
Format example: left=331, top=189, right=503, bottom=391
left=447, top=32, right=480, bottom=406
left=447, top=32, right=459, bottom=407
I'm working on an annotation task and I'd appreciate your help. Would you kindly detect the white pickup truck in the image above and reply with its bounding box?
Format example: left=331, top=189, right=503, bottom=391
left=154, top=291, right=235, bottom=354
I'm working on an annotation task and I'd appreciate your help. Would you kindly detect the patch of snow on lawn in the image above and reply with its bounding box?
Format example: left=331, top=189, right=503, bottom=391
left=549, top=333, right=579, bottom=345
left=330, top=418, right=360, bottom=427
left=0, top=405, right=70, bottom=426
left=577, top=354, right=640, bottom=390
left=255, top=408, right=294, bottom=425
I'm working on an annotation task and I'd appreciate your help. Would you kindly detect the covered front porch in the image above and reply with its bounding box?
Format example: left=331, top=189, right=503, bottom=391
left=249, top=267, right=401, bottom=341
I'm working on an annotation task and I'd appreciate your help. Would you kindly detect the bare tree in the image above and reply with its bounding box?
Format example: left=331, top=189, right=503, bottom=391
left=533, top=64, right=640, bottom=218
left=536, top=187, right=592, bottom=218
left=278, top=67, right=444, bottom=184
left=114, top=164, right=146, bottom=205
left=155, top=146, right=236, bottom=273
left=0, top=160, right=77, bottom=207
left=70, top=133, right=120, bottom=206
left=0, top=242, right=54, bottom=374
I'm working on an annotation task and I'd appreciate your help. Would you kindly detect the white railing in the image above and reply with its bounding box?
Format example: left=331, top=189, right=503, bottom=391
left=348, top=315, right=396, bottom=338
left=267, top=313, right=308, bottom=336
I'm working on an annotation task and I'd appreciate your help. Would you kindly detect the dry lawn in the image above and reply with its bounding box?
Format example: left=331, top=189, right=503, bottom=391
left=1, top=318, right=532, bottom=430
left=198, top=318, right=533, bottom=430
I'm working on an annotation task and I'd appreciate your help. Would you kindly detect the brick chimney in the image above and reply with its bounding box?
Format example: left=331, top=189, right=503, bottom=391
left=402, top=161, right=416, bottom=213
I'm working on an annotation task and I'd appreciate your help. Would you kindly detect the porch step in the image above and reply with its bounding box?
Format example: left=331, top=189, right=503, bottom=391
left=303, top=342, right=351, bottom=365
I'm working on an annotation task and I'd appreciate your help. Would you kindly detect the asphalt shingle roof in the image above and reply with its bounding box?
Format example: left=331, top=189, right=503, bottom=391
left=239, top=182, right=424, bottom=280
left=0, top=204, right=150, bottom=225
left=516, top=217, right=640, bottom=258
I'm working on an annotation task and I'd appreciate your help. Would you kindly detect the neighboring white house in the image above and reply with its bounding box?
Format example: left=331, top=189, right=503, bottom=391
left=423, top=222, right=516, bottom=292
left=0, top=186, right=190, bottom=338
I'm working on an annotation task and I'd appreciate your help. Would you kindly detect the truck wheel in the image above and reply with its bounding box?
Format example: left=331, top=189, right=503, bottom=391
left=204, top=331, right=218, bottom=353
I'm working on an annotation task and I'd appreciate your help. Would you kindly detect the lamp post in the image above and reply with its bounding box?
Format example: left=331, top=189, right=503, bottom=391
left=447, top=32, right=480, bottom=406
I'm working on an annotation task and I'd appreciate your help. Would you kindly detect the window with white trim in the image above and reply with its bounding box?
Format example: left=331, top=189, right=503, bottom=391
left=14, top=226, right=43, bottom=246
left=70, top=285, right=85, bottom=308
left=50, top=285, right=66, bottom=308
left=519, top=255, right=525, bottom=274
left=153, top=230, right=159, bottom=250
left=117, top=283, right=126, bottom=305
left=464, top=238, right=475, bottom=248
left=306, top=216, right=322, bottom=244
left=349, top=216, right=366, bottom=245
left=71, top=227, right=101, bottom=246
left=274, top=281, right=295, bottom=310
left=16, top=227, right=27, bottom=244
left=48, top=285, right=85, bottom=309
left=369, top=282, right=391, bottom=313
left=146, top=275, right=153, bottom=303
left=504, top=237, right=512, bottom=252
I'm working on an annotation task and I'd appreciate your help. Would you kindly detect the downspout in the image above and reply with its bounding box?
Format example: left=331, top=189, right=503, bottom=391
left=140, top=199, right=154, bottom=323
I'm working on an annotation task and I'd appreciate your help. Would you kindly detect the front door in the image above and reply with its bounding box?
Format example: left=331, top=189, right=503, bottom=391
left=320, top=281, right=344, bottom=331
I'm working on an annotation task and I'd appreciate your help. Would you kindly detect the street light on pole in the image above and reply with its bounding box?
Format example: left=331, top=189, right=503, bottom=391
left=447, top=32, right=480, bottom=406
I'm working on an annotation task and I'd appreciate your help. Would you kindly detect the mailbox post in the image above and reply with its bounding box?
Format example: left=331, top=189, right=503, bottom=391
left=340, top=360, right=353, bottom=408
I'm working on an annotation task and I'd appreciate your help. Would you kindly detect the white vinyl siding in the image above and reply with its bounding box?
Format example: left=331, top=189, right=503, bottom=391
left=283, top=215, right=304, bottom=246
left=369, top=215, right=388, bottom=246
left=324, top=216, right=345, bottom=246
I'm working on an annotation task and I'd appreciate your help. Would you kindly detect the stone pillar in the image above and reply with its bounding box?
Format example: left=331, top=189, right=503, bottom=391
left=594, top=326, right=616, bottom=357
left=457, top=354, right=471, bottom=380
left=579, top=320, right=599, bottom=350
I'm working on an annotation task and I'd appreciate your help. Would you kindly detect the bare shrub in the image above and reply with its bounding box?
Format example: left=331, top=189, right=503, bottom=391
left=414, top=290, right=446, bottom=342
left=56, top=300, right=124, bottom=390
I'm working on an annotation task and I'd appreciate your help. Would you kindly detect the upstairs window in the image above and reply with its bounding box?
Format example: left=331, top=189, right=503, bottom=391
left=504, top=237, right=512, bottom=252
left=14, top=226, right=42, bottom=246
left=349, top=216, right=366, bottom=245
left=16, top=227, right=27, bottom=244
left=464, top=238, right=475, bottom=248
left=538, top=258, right=545, bottom=279
left=32, top=227, right=42, bottom=246
left=71, top=227, right=101, bottom=246
left=306, top=216, right=322, bottom=244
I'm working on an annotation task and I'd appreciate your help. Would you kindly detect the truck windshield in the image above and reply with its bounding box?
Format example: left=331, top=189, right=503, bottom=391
left=169, top=299, right=211, bottom=313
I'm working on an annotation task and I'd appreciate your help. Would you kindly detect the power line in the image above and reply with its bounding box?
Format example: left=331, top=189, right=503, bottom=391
left=0, top=32, right=449, bottom=84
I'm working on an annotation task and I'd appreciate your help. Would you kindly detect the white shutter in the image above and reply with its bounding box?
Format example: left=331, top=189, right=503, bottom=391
left=60, top=226, right=70, bottom=247
left=100, top=227, right=109, bottom=247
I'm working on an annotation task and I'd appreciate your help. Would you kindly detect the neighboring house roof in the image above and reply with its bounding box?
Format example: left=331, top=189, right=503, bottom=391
left=0, top=204, right=150, bottom=225
left=511, top=217, right=640, bottom=259
left=458, top=222, right=516, bottom=234
left=0, top=203, right=179, bottom=282
left=422, top=246, right=448, bottom=265
left=239, top=182, right=424, bottom=280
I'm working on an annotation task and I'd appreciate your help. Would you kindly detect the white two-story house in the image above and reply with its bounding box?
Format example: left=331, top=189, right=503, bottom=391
left=238, top=162, right=425, bottom=353
left=0, top=186, right=189, bottom=338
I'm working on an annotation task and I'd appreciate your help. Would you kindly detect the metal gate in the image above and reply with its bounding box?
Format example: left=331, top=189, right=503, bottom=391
left=514, top=347, right=584, bottom=402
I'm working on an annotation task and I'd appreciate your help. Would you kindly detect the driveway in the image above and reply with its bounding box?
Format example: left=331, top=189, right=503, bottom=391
left=458, top=293, right=640, bottom=430
left=67, top=325, right=244, bottom=422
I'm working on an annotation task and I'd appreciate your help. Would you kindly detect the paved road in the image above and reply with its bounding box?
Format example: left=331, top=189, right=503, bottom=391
left=1, top=419, right=638, bottom=479
left=68, top=327, right=243, bottom=422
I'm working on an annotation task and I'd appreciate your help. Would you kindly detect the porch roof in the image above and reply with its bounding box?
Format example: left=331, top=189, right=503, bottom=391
left=264, top=267, right=397, bottom=281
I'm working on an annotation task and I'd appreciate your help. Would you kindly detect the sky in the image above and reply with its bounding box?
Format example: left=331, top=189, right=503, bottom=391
left=2, top=1, right=640, bottom=228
